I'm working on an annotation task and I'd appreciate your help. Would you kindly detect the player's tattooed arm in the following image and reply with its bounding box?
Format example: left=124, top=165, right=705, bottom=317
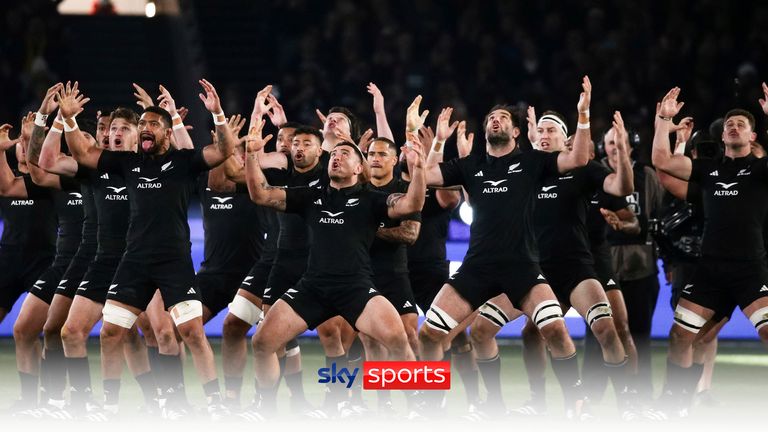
left=386, top=192, right=404, bottom=208
left=376, top=219, right=421, bottom=245
left=244, top=118, right=286, bottom=211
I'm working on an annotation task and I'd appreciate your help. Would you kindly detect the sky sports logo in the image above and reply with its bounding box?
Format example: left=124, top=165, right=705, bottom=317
left=317, top=361, right=450, bottom=390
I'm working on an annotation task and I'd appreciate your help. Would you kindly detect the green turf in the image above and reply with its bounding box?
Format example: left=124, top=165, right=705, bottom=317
left=0, top=337, right=765, bottom=421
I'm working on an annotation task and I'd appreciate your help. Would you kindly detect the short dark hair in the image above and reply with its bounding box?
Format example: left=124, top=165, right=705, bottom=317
left=280, top=121, right=302, bottom=130
left=79, top=118, right=97, bottom=139
left=370, top=137, right=398, bottom=155
left=292, top=125, right=323, bottom=143
left=483, top=104, right=520, bottom=129
left=143, top=106, right=173, bottom=129
left=328, top=106, right=360, bottom=141
left=724, top=109, right=756, bottom=131
left=109, top=107, right=139, bottom=127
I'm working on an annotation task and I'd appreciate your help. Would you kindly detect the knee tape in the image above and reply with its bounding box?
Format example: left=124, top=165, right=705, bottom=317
left=425, top=305, right=459, bottom=334
left=227, top=295, right=261, bottom=326
left=673, top=305, right=707, bottom=333
left=478, top=301, right=511, bottom=328
left=532, top=300, right=563, bottom=330
left=749, top=306, right=768, bottom=331
left=585, top=302, right=613, bottom=328
left=102, top=303, right=139, bottom=329
left=170, top=300, right=203, bottom=326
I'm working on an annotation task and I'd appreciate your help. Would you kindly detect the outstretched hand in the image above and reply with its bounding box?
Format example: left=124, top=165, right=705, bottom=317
left=198, top=79, right=223, bottom=114
left=406, top=95, right=429, bottom=133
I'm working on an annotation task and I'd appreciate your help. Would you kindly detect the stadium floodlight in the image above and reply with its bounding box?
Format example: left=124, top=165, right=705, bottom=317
left=145, top=1, right=156, bottom=18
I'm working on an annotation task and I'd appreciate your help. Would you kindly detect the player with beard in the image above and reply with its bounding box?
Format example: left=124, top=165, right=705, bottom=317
left=418, top=77, right=593, bottom=418
left=652, top=86, right=768, bottom=417
left=0, top=121, right=57, bottom=412
left=245, top=105, right=425, bottom=418
left=59, top=79, right=236, bottom=419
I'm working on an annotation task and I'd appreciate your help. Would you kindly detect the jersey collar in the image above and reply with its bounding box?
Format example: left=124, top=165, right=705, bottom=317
left=328, top=182, right=363, bottom=196
left=485, top=146, right=522, bottom=164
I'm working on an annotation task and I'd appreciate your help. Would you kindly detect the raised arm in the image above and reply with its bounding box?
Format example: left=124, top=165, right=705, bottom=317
left=376, top=220, right=421, bottom=245
left=656, top=169, right=689, bottom=200
left=246, top=85, right=288, bottom=170
left=387, top=133, right=426, bottom=219
left=244, top=119, right=286, bottom=210
left=367, top=82, right=395, bottom=143
left=158, top=84, right=194, bottom=150
left=415, top=123, right=461, bottom=208
left=557, top=76, right=591, bottom=173
left=651, top=87, right=692, bottom=180
left=0, top=124, right=26, bottom=197
left=527, top=106, right=541, bottom=150
left=198, top=79, right=235, bottom=167
left=57, top=81, right=102, bottom=169
left=602, top=111, right=634, bottom=196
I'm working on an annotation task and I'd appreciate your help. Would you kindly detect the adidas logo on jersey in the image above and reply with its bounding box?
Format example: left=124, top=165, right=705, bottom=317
left=132, top=167, right=141, bottom=172
left=536, top=274, right=545, bottom=280
left=474, top=170, right=484, bottom=177
left=187, top=287, right=196, bottom=295
left=369, top=288, right=377, bottom=294
left=313, top=199, right=323, bottom=205
left=607, top=279, right=616, bottom=286
left=709, top=170, right=718, bottom=176
left=100, top=173, right=109, bottom=179
left=760, top=285, right=768, bottom=293
left=403, top=301, right=412, bottom=308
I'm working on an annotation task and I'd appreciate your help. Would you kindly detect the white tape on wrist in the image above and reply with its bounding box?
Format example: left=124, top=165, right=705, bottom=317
left=577, top=122, right=591, bottom=130
left=34, top=112, right=48, bottom=127
left=63, top=118, right=79, bottom=132
left=213, top=112, right=226, bottom=126
left=172, top=123, right=185, bottom=131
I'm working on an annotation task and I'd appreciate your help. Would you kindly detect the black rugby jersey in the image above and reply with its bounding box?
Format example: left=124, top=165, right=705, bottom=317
left=285, top=183, right=389, bottom=279
left=198, top=172, right=263, bottom=274
left=97, top=148, right=208, bottom=257
left=52, top=175, right=86, bottom=260
left=0, top=174, right=56, bottom=257
left=689, top=154, right=768, bottom=260
left=367, top=177, right=421, bottom=275
left=83, top=167, right=130, bottom=256
left=277, top=151, right=329, bottom=250
left=534, top=160, right=610, bottom=263
left=439, top=148, right=560, bottom=264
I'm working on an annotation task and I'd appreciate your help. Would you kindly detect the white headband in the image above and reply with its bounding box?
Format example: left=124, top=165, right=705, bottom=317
left=538, top=114, right=568, bottom=138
